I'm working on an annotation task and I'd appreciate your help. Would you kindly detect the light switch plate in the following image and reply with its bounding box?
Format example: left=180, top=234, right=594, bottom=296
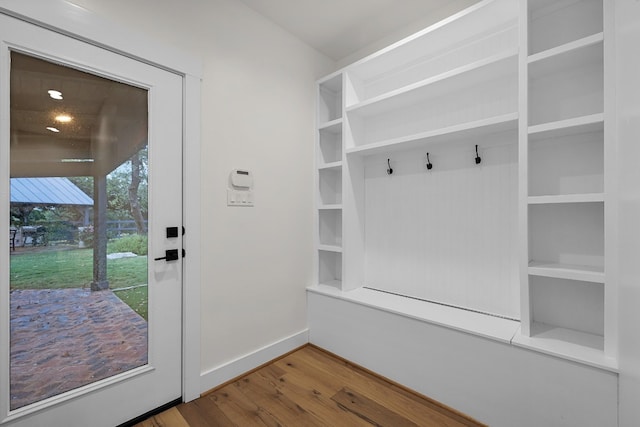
left=227, top=189, right=254, bottom=207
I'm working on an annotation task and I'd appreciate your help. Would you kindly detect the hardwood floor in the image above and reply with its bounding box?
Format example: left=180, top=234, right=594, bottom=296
left=135, top=345, right=485, bottom=427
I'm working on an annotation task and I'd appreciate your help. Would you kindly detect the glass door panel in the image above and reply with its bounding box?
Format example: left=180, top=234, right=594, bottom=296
left=9, top=51, right=149, bottom=410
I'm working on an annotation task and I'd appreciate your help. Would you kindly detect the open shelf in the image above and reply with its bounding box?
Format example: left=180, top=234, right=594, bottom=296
left=318, top=244, right=342, bottom=253
left=318, top=74, right=342, bottom=124
left=345, top=0, right=517, bottom=105
left=528, top=193, right=604, bottom=204
left=528, top=113, right=603, bottom=140
left=529, top=38, right=602, bottom=80
left=318, top=161, right=342, bottom=171
left=318, top=168, right=342, bottom=205
left=347, top=25, right=517, bottom=106
left=528, top=0, right=603, bottom=56
left=318, top=118, right=342, bottom=132
left=512, top=323, right=615, bottom=371
left=529, top=203, right=604, bottom=269
left=347, top=52, right=517, bottom=118
left=318, top=204, right=342, bottom=210
left=346, top=113, right=518, bottom=157
left=528, top=42, right=603, bottom=127
left=528, top=261, right=604, bottom=283
left=318, top=250, right=342, bottom=289
left=528, top=32, right=603, bottom=64
left=346, top=69, right=517, bottom=149
left=319, top=209, right=342, bottom=247
left=528, top=117, right=603, bottom=197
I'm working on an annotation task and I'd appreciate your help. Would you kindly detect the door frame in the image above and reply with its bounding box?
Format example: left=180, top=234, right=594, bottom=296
left=0, top=0, right=202, bottom=404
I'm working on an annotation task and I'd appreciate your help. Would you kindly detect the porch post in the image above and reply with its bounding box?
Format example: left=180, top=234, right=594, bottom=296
left=91, top=173, right=109, bottom=291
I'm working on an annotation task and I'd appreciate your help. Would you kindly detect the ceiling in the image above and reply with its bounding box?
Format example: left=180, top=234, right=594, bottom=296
left=10, top=52, right=148, bottom=178
left=235, top=0, right=478, bottom=61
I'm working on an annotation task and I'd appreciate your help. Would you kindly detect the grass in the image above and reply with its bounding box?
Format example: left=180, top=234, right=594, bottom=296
left=10, top=248, right=148, bottom=320
left=113, top=286, right=148, bottom=320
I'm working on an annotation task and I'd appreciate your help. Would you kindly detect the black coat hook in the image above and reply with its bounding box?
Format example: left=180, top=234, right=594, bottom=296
left=475, top=145, right=482, bottom=165
left=426, top=153, right=433, bottom=170
left=387, top=158, right=393, bottom=175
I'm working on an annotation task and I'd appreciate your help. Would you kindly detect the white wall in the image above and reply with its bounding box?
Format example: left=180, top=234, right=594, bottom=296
left=69, top=0, right=335, bottom=387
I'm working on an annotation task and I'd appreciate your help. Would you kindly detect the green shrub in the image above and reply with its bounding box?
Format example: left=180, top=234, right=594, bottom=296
left=107, top=234, right=148, bottom=255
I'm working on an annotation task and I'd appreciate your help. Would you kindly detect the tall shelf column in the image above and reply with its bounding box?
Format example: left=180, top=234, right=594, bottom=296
left=316, top=73, right=343, bottom=288
left=515, top=0, right=616, bottom=370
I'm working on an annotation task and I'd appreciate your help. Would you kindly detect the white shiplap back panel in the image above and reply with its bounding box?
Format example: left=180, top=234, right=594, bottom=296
left=364, top=135, right=519, bottom=318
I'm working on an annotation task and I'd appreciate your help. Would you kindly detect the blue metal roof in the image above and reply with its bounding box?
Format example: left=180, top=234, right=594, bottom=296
left=11, top=178, right=93, bottom=206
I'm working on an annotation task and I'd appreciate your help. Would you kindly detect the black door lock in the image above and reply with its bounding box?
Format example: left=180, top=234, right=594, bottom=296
left=166, top=227, right=179, bottom=238
left=155, top=249, right=179, bottom=261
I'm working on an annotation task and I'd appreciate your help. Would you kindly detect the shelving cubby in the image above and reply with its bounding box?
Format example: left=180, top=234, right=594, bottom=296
left=318, top=75, right=342, bottom=125
left=318, top=250, right=342, bottom=288
left=528, top=40, right=603, bottom=127
left=345, top=54, right=518, bottom=151
left=318, top=208, right=342, bottom=248
left=344, top=0, right=517, bottom=107
left=528, top=202, right=604, bottom=273
left=528, top=0, right=603, bottom=56
left=528, top=127, right=604, bottom=197
left=317, top=168, right=342, bottom=206
left=318, top=121, right=342, bottom=166
left=316, top=73, right=344, bottom=290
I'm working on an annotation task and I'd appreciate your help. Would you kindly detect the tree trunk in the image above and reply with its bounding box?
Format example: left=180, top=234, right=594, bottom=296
left=128, top=153, right=146, bottom=234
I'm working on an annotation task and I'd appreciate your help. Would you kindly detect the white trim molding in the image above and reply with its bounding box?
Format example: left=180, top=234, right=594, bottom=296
left=0, top=0, right=203, bottom=405
left=200, top=330, right=309, bottom=394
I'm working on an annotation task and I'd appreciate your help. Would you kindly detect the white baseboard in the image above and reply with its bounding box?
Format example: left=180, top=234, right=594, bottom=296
left=199, top=329, right=309, bottom=394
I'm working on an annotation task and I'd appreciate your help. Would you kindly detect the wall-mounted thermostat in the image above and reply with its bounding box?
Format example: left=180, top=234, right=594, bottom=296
left=231, top=169, right=253, bottom=189
left=228, top=169, right=254, bottom=207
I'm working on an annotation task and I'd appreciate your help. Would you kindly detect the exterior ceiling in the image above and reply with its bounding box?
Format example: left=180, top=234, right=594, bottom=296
left=10, top=51, right=148, bottom=178
left=235, top=0, right=479, bottom=61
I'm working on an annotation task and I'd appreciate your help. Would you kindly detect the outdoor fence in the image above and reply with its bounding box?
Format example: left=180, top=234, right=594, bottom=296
left=11, top=219, right=148, bottom=247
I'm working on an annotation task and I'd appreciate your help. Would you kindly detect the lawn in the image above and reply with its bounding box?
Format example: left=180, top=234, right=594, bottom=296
left=10, top=248, right=148, bottom=320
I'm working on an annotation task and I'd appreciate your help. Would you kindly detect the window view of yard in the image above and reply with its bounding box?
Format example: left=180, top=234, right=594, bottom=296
left=10, top=234, right=149, bottom=319
left=9, top=52, right=152, bottom=410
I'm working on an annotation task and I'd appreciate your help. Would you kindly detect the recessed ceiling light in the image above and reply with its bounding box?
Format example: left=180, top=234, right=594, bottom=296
left=48, top=90, right=63, bottom=100
left=55, top=114, right=72, bottom=123
left=46, top=127, right=60, bottom=133
left=61, top=158, right=94, bottom=163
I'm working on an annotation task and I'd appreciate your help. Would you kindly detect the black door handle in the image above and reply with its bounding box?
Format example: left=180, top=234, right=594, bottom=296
left=155, top=249, right=179, bottom=261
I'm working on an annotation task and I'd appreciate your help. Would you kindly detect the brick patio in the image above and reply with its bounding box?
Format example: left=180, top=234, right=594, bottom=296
left=10, top=288, right=148, bottom=410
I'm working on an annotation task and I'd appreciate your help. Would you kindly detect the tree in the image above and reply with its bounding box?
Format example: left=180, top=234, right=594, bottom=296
left=128, top=150, right=146, bottom=234
left=69, top=146, right=148, bottom=231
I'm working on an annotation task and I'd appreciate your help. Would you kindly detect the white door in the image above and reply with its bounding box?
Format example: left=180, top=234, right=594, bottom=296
left=0, top=13, right=183, bottom=427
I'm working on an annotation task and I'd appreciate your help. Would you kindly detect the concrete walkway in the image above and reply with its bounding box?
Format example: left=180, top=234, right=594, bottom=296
left=10, top=289, right=147, bottom=410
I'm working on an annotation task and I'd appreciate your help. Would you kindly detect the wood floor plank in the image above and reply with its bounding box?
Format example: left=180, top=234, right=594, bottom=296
left=137, top=345, right=486, bottom=427
left=272, top=358, right=372, bottom=426
left=207, top=384, right=277, bottom=427
left=234, top=369, right=326, bottom=427
left=300, top=346, right=483, bottom=427
left=276, top=349, right=467, bottom=427
left=176, top=398, right=235, bottom=427
left=332, top=387, right=420, bottom=427
left=135, top=407, right=190, bottom=427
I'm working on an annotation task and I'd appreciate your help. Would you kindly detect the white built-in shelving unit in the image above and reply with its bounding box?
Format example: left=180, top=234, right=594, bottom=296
left=515, top=0, right=615, bottom=371
left=313, top=0, right=616, bottom=371
left=316, top=73, right=343, bottom=288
